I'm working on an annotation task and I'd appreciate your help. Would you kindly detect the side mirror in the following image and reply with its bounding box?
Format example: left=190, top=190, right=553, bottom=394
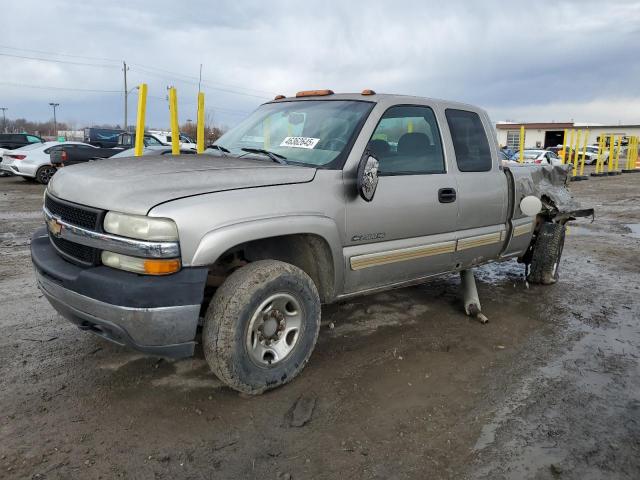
left=357, top=153, right=379, bottom=202
left=520, top=195, right=542, bottom=217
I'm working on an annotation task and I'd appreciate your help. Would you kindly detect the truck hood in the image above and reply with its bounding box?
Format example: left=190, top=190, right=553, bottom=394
left=47, top=154, right=317, bottom=215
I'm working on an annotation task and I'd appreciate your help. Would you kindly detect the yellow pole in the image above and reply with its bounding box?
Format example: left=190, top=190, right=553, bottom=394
left=572, top=130, right=581, bottom=177
left=614, top=135, right=621, bottom=171
left=263, top=117, right=271, bottom=148
left=196, top=92, right=205, bottom=154
left=561, top=128, right=568, bottom=164
left=607, top=134, right=614, bottom=173
left=134, top=83, right=147, bottom=157
left=595, top=135, right=604, bottom=174
left=567, top=129, right=575, bottom=167
left=579, top=129, right=588, bottom=176
left=168, top=87, right=180, bottom=155
left=408, top=120, right=414, bottom=133
left=519, top=125, right=525, bottom=164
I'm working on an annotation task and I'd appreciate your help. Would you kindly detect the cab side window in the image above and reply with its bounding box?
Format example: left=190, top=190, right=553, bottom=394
left=27, top=135, right=41, bottom=143
left=445, top=109, right=492, bottom=172
left=367, top=105, right=445, bottom=175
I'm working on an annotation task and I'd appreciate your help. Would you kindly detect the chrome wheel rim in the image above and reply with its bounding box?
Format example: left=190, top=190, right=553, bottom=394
left=246, top=293, right=303, bottom=367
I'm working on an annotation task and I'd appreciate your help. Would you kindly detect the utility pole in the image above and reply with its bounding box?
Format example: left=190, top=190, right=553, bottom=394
left=49, top=103, right=59, bottom=137
left=123, top=61, right=129, bottom=130
left=0, top=107, right=7, bottom=133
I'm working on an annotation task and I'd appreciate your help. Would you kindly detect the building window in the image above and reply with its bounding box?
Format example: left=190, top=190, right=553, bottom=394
left=506, top=130, right=522, bottom=149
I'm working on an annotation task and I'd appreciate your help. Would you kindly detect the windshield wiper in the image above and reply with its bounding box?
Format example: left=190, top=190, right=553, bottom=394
left=209, top=144, right=230, bottom=154
left=240, top=148, right=287, bottom=165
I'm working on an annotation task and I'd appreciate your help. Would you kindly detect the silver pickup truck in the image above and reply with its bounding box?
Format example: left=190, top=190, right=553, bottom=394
left=31, top=91, right=592, bottom=394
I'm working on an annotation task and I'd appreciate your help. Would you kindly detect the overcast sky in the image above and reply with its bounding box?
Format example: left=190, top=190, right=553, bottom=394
left=1, top=0, right=640, bottom=130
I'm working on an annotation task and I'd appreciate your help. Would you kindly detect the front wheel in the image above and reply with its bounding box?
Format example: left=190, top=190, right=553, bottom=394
left=202, top=260, right=321, bottom=394
left=35, top=165, right=57, bottom=184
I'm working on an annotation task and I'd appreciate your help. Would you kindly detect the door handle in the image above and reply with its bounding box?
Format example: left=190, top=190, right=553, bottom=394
left=438, top=188, right=457, bottom=203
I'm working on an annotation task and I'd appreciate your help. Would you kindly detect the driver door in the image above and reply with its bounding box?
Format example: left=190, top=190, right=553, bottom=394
left=344, top=104, right=459, bottom=293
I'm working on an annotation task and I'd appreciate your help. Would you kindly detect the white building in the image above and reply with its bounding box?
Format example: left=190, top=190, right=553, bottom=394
left=496, top=122, right=640, bottom=149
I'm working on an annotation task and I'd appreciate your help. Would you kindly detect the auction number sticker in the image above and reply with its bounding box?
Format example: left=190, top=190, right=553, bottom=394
left=280, top=136, right=320, bottom=149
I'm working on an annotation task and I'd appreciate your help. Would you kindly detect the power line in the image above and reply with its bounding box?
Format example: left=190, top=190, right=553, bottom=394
left=0, top=52, right=119, bottom=69
left=0, top=81, right=122, bottom=93
left=0, top=44, right=276, bottom=100
left=0, top=44, right=121, bottom=64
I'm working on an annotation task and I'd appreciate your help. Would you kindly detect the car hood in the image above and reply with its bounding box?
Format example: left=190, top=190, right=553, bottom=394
left=47, top=154, right=317, bottom=215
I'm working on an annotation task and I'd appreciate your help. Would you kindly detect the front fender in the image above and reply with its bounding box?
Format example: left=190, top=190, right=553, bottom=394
left=190, top=214, right=344, bottom=296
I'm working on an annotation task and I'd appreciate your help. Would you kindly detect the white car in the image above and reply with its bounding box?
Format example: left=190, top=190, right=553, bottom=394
left=148, top=130, right=197, bottom=150
left=0, top=141, right=98, bottom=184
left=510, top=149, right=563, bottom=166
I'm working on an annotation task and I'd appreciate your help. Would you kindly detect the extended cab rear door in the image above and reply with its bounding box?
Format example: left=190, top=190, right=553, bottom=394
left=443, top=108, right=509, bottom=268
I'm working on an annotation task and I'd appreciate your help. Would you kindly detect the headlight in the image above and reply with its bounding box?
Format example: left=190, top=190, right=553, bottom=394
left=103, top=211, right=178, bottom=241
left=101, top=251, right=181, bottom=275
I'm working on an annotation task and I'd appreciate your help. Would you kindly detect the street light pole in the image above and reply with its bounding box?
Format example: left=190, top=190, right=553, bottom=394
left=0, top=107, right=7, bottom=133
left=49, top=103, right=59, bottom=138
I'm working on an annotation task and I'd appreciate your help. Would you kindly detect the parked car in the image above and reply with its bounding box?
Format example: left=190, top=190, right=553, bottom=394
left=34, top=91, right=592, bottom=394
left=84, top=128, right=125, bottom=148
left=50, top=145, right=121, bottom=167
left=577, top=145, right=605, bottom=165
left=52, top=146, right=197, bottom=167
left=149, top=130, right=197, bottom=150
left=116, top=132, right=167, bottom=149
left=0, top=133, right=44, bottom=150
left=1, top=141, right=97, bottom=184
left=511, top=149, right=562, bottom=166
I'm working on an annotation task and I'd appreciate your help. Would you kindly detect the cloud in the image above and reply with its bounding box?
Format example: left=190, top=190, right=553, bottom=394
left=1, top=0, right=639, bottom=127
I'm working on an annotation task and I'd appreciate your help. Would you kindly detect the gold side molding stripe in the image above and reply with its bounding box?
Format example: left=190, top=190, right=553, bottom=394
left=513, top=222, right=534, bottom=237
left=350, top=241, right=456, bottom=271
left=457, top=232, right=502, bottom=251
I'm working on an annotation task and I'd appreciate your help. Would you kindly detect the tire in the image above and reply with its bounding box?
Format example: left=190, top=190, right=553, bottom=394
left=526, top=222, right=566, bottom=285
left=35, top=165, right=57, bottom=185
left=202, top=260, right=321, bottom=394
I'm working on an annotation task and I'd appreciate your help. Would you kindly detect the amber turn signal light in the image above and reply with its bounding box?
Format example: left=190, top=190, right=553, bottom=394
left=295, top=89, right=334, bottom=97
left=361, top=89, right=376, bottom=95
left=143, top=258, right=181, bottom=275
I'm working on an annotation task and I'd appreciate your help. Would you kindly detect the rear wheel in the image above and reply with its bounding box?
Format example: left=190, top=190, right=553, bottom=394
left=202, top=260, right=321, bottom=394
left=35, top=165, right=57, bottom=184
left=527, top=222, right=566, bottom=285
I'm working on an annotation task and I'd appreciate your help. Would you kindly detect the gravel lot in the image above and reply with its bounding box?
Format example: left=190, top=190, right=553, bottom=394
left=1, top=170, right=639, bottom=479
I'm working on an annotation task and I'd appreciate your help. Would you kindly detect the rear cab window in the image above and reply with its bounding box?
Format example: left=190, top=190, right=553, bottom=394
left=445, top=109, right=493, bottom=172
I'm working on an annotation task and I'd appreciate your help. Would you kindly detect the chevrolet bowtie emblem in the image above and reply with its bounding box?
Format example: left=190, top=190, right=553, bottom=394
left=47, top=217, right=63, bottom=237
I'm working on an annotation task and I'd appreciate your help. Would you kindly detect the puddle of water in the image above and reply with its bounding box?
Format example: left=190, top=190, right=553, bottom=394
left=625, top=223, right=640, bottom=238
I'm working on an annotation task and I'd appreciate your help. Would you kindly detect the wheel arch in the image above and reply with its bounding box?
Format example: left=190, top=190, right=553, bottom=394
left=190, top=215, right=343, bottom=303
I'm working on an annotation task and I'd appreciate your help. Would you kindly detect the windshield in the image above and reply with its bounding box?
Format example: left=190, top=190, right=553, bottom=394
left=215, top=100, right=373, bottom=168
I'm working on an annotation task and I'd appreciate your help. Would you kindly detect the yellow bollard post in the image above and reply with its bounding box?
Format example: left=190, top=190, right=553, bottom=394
left=572, top=130, right=581, bottom=177
left=408, top=120, right=414, bottom=133
left=519, top=125, right=525, bottom=164
left=567, top=129, right=575, bottom=167
left=134, top=83, right=148, bottom=157
left=579, top=129, right=588, bottom=176
left=595, top=135, right=604, bottom=174
left=168, top=87, right=180, bottom=156
left=607, top=134, right=614, bottom=173
left=263, top=117, right=271, bottom=148
left=561, top=128, right=568, bottom=164
left=614, top=135, right=621, bottom=172
left=196, top=92, right=205, bottom=154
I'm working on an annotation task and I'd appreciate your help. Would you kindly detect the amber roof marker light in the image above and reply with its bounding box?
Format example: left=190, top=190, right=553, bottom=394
left=274, top=95, right=286, bottom=100
left=361, top=89, right=376, bottom=95
left=295, top=89, right=334, bottom=98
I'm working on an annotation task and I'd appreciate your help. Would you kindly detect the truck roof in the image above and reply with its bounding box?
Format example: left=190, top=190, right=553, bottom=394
left=267, top=91, right=481, bottom=112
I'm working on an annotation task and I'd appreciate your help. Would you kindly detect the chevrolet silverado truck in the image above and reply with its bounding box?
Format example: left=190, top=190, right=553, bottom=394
left=31, top=90, right=592, bottom=394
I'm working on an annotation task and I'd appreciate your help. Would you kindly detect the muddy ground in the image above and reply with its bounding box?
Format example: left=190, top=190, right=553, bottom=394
left=1, top=169, right=639, bottom=479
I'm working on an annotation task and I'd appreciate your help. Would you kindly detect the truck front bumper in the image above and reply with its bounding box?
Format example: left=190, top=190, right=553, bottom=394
left=31, top=227, right=208, bottom=358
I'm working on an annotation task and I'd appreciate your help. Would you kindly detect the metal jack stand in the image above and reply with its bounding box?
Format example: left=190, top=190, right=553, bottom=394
left=461, top=269, right=488, bottom=324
